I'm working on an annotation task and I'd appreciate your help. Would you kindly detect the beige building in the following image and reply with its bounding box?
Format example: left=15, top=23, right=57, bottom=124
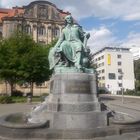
left=0, top=1, right=70, bottom=95
left=92, top=47, right=135, bottom=94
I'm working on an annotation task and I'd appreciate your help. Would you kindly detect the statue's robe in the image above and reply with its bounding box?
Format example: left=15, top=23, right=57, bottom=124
left=48, top=25, right=85, bottom=69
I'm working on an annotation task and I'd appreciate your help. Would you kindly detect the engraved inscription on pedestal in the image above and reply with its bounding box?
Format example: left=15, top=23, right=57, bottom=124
left=65, top=81, right=91, bottom=94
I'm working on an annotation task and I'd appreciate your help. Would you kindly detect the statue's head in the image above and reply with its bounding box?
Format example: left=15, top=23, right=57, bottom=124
left=65, top=15, right=73, bottom=25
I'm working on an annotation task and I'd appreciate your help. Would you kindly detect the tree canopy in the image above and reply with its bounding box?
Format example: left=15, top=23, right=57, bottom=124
left=0, top=31, right=55, bottom=95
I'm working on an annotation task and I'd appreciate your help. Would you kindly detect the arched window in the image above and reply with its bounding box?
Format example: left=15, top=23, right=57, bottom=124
left=38, top=26, right=46, bottom=36
left=48, top=26, right=52, bottom=37
left=17, top=24, right=22, bottom=32
left=25, top=25, right=31, bottom=34
left=55, top=27, right=60, bottom=38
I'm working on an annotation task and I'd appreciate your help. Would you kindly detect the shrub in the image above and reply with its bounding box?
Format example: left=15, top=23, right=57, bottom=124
left=32, top=96, right=41, bottom=102
left=124, top=89, right=135, bottom=95
left=0, top=96, right=13, bottom=104
left=98, top=89, right=108, bottom=94
left=123, top=89, right=140, bottom=96
left=135, top=91, right=140, bottom=96
left=12, top=90, right=24, bottom=97
left=11, top=96, right=26, bottom=103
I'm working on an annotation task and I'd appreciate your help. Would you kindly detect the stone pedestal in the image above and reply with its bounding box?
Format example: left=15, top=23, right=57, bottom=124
left=45, top=72, right=108, bottom=130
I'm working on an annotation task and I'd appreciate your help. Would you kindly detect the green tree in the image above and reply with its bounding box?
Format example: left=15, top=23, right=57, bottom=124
left=0, top=31, right=55, bottom=95
left=19, top=44, right=50, bottom=95
left=134, top=59, right=140, bottom=91
left=0, top=32, right=36, bottom=95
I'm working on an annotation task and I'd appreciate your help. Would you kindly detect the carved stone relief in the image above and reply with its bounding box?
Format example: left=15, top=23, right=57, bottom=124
left=37, top=5, right=48, bottom=19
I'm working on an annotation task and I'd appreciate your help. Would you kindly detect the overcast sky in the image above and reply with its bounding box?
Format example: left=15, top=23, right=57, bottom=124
left=1, top=0, right=140, bottom=52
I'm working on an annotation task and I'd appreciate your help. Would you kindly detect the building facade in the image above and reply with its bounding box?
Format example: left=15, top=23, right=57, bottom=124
left=0, top=1, right=70, bottom=43
left=92, top=47, right=135, bottom=94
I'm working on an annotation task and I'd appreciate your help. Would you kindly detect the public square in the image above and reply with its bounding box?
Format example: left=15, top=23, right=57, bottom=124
left=0, top=95, right=140, bottom=140
left=0, top=0, right=140, bottom=140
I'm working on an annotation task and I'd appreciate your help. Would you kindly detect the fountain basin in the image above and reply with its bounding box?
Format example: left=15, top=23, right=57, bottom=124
left=0, top=113, right=49, bottom=129
left=111, top=111, right=140, bottom=125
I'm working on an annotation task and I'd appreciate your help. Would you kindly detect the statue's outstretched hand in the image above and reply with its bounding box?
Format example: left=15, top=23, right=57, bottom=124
left=85, top=33, right=90, bottom=39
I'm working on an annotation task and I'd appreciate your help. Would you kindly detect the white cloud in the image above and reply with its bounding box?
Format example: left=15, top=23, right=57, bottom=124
left=1, top=0, right=140, bottom=21
left=1, top=0, right=140, bottom=52
left=87, top=28, right=140, bottom=53
left=124, top=13, right=140, bottom=21
left=86, top=26, right=140, bottom=53
left=87, top=26, right=118, bottom=53
left=121, top=32, right=140, bottom=48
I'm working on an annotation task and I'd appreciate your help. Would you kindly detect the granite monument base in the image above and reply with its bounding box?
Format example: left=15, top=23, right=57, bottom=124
left=45, top=72, right=108, bottom=130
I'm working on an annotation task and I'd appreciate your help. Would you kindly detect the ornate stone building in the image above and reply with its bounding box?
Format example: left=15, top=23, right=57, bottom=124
left=0, top=1, right=70, bottom=43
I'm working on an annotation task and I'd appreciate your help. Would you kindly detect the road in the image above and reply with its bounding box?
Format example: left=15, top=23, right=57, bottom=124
left=99, top=94, right=140, bottom=119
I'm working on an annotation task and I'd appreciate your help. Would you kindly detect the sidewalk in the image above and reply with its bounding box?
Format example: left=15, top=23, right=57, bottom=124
left=105, top=94, right=140, bottom=99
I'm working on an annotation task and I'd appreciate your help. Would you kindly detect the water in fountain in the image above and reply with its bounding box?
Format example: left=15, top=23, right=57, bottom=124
left=28, top=97, right=48, bottom=124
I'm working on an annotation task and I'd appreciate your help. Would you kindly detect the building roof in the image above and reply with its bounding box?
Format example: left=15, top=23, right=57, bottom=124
left=0, top=8, right=24, bottom=23
left=92, top=47, right=130, bottom=56
left=0, top=1, right=70, bottom=23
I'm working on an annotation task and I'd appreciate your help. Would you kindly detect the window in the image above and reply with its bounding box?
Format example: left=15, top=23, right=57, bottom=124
left=117, top=54, right=121, bottom=58
left=102, top=83, right=105, bottom=87
left=102, top=69, right=105, bottom=73
left=118, top=75, right=122, bottom=80
left=48, top=26, right=52, bottom=37
left=54, top=27, right=60, bottom=37
left=25, top=25, right=31, bottom=34
left=97, top=70, right=100, bottom=74
left=118, top=61, right=122, bottom=66
left=118, top=69, right=122, bottom=73
left=118, top=83, right=122, bottom=87
left=102, top=76, right=105, bottom=80
left=101, top=55, right=104, bottom=59
left=108, top=73, right=116, bottom=79
left=98, top=77, right=101, bottom=80
left=38, top=26, right=46, bottom=36
left=101, top=62, right=104, bottom=66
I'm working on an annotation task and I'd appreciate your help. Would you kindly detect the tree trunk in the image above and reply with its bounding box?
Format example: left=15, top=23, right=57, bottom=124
left=5, top=81, right=8, bottom=95
left=9, top=81, right=14, bottom=96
